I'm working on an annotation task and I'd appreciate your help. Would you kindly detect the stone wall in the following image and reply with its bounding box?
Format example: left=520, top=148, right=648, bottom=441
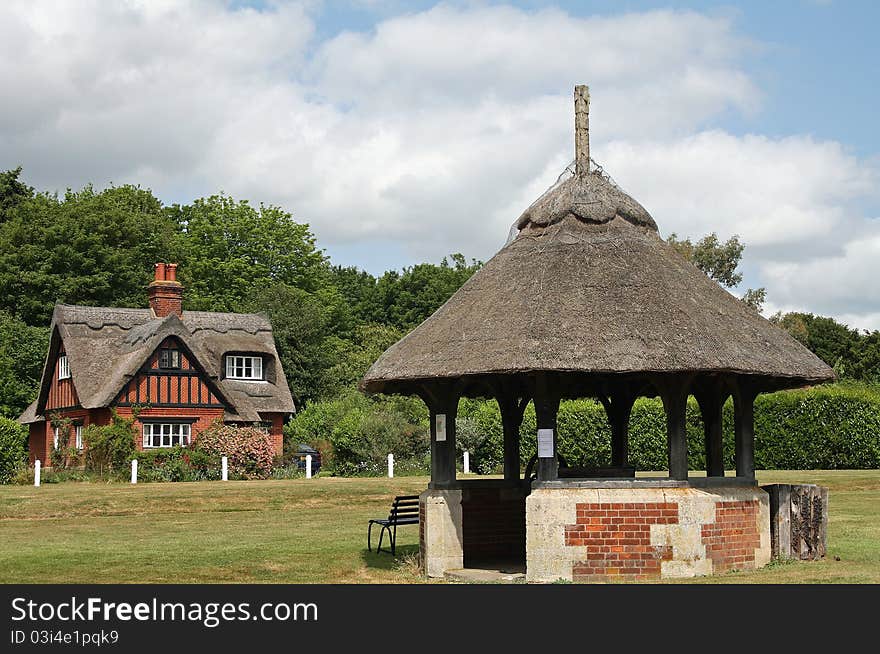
left=526, top=486, right=770, bottom=582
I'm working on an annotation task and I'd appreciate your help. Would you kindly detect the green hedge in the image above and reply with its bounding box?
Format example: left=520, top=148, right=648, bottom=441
left=285, top=383, right=880, bottom=476
left=460, top=383, right=880, bottom=472
left=0, top=416, right=27, bottom=483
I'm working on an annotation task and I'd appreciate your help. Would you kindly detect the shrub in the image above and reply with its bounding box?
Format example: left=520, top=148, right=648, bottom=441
left=0, top=416, right=27, bottom=483
left=83, top=411, right=137, bottom=474
left=195, top=422, right=275, bottom=479
left=136, top=446, right=221, bottom=482
left=285, top=390, right=428, bottom=476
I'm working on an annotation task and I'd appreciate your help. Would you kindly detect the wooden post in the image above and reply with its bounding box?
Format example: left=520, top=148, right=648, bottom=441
left=534, top=374, right=560, bottom=482
left=305, top=454, right=312, bottom=479
left=463, top=451, right=469, bottom=475
left=694, top=381, right=726, bottom=478
left=131, top=459, right=138, bottom=484
left=661, top=381, right=689, bottom=481
left=221, top=456, right=228, bottom=481
left=387, top=453, right=394, bottom=479
left=574, top=85, right=590, bottom=176
left=762, top=483, right=828, bottom=560
left=599, top=386, right=638, bottom=468
left=34, top=460, right=40, bottom=487
left=496, top=389, right=530, bottom=482
left=421, top=383, right=460, bottom=488
left=733, top=381, right=758, bottom=480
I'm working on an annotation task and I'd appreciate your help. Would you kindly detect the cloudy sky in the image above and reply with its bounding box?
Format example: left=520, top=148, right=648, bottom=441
left=2, top=1, right=878, bottom=329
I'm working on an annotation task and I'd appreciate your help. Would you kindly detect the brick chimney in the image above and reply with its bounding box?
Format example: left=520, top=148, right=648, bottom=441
left=148, top=262, right=183, bottom=318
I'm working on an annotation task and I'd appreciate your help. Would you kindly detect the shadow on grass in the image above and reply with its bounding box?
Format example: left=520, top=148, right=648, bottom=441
left=361, top=544, right=419, bottom=571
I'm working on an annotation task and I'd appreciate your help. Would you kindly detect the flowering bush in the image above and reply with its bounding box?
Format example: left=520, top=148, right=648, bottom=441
left=194, top=422, right=275, bottom=479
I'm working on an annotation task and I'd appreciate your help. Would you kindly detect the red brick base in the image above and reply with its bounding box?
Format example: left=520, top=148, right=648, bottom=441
left=701, top=500, right=761, bottom=572
left=566, top=502, right=679, bottom=581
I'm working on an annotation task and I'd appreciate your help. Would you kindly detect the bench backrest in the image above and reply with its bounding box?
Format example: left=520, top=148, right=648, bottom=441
left=387, top=495, right=420, bottom=523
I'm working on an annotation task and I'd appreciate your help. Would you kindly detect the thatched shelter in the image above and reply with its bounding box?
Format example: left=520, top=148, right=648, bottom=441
left=361, top=86, right=834, bottom=582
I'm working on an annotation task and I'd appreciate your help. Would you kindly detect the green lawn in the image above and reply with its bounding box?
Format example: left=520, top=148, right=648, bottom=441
left=0, top=470, right=877, bottom=584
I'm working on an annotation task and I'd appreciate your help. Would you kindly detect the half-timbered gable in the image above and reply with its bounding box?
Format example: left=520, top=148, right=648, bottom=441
left=115, top=337, right=226, bottom=410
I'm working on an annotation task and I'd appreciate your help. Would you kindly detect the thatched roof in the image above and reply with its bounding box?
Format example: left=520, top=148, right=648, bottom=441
left=19, top=304, right=294, bottom=424
left=361, top=89, right=834, bottom=395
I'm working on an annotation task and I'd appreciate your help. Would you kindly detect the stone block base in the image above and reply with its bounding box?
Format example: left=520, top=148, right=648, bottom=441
left=526, top=486, right=771, bottom=582
left=420, top=490, right=463, bottom=578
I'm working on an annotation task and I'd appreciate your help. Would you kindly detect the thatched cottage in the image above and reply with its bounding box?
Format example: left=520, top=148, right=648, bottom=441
left=18, top=263, right=294, bottom=466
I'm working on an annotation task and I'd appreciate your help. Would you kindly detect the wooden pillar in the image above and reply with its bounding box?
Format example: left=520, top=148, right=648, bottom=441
left=733, top=381, right=759, bottom=480
left=660, top=379, right=690, bottom=481
left=533, top=374, right=561, bottom=482
left=599, top=386, right=638, bottom=468
left=420, top=383, right=460, bottom=488
left=496, top=390, right=530, bottom=482
left=694, top=380, right=727, bottom=478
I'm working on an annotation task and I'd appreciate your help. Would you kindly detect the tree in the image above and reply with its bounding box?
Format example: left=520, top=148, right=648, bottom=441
left=0, top=167, right=34, bottom=221
left=170, top=195, right=328, bottom=312
left=0, top=311, right=50, bottom=418
left=359, top=253, right=482, bottom=328
left=768, top=311, right=879, bottom=380
left=0, top=416, right=27, bottom=483
left=667, top=232, right=766, bottom=312
left=0, top=183, right=176, bottom=325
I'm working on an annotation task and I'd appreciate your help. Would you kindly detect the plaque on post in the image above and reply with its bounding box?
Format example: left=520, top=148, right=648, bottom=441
left=537, top=428, right=554, bottom=458
left=435, top=413, right=447, bottom=442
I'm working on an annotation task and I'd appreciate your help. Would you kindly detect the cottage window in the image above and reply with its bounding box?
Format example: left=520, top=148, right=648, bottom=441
left=58, top=354, right=70, bottom=380
left=158, top=348, right=181, bottom=369
left=226, top=355, right=263, bottom=381
left=75, top=424, right=83, bottom=450
left=143, top=423, right=191, bottom=448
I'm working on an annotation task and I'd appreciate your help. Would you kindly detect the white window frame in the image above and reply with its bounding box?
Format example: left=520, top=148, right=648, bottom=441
left=142, top=423, right=192, bottom=449
left=75, top=424, right=83, bottom=450
left=58, top=354, right=70, bottom=380
left=225, top=355, right=263, bottom=381
left=53, top=427, right=60, bottom=450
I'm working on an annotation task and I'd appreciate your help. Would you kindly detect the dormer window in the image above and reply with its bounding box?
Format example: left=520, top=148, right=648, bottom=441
left=226, top=355, right=263, bottom=381
left=58, top=354, right=70, bottom=380
left=159, top=348, right=180, bottom=369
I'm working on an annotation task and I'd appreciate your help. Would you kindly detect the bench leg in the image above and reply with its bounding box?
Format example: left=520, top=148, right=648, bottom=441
left=391, top=524, right=397, bottom=556
left=368, top=522, right=374, bottom=552
left=377, top=525, right=387, bottom=554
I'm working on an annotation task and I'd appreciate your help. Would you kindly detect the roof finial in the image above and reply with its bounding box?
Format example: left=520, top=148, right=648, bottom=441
left=574, top=84, right=590, bottom=177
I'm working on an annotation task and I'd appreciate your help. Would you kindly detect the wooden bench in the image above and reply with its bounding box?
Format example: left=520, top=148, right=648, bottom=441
left=367, top=495, right=420, bottom=555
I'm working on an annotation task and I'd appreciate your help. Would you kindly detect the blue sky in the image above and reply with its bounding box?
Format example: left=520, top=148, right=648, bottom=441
left=1, top=1, right=878, bottom=328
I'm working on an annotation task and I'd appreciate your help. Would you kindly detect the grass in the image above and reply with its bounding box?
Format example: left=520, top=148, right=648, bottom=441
left=0, top=470, right=877, bottom=584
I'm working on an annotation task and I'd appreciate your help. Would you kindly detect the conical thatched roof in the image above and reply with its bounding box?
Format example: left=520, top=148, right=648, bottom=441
left=361, top=88, right=834, bottom=396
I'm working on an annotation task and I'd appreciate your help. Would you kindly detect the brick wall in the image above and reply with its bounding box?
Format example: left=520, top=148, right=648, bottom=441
left=526, top=486, right=770, bottom=582
left=701, top=500, right=761, bottom=572
left=566, top=502, right=678, bottom=581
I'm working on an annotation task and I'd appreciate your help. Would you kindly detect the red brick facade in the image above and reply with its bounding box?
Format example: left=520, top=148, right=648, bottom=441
left=565, top=502, right=679, bottom=581
left=29, top=336, right=285, bottom=466
left=701, top=500, right=761, bottom=572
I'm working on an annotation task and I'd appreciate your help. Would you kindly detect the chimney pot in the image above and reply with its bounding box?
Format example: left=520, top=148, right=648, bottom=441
left=148, top=262, right=183, bottom=318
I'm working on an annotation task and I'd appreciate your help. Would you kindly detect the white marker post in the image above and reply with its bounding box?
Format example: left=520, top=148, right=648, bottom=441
left=305, top=454, right=312, bottom=479
left=34, top=460, right=41, bottom=487
left=463, top=450, right=470, bottom=475
left=387, top=453, right=394, bottom=478
left=131, top=459, right=138, bottom=484
left=221, top=456, right=228, bottom=481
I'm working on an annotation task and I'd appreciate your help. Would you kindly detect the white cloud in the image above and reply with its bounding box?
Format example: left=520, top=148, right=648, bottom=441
left=0, top=1, right=877, bottom=330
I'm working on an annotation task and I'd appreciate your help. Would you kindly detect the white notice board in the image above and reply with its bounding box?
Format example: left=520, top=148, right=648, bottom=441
left=435, top=414, right=447, bottom=442
left=537, top=428, right=554, bottom=458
